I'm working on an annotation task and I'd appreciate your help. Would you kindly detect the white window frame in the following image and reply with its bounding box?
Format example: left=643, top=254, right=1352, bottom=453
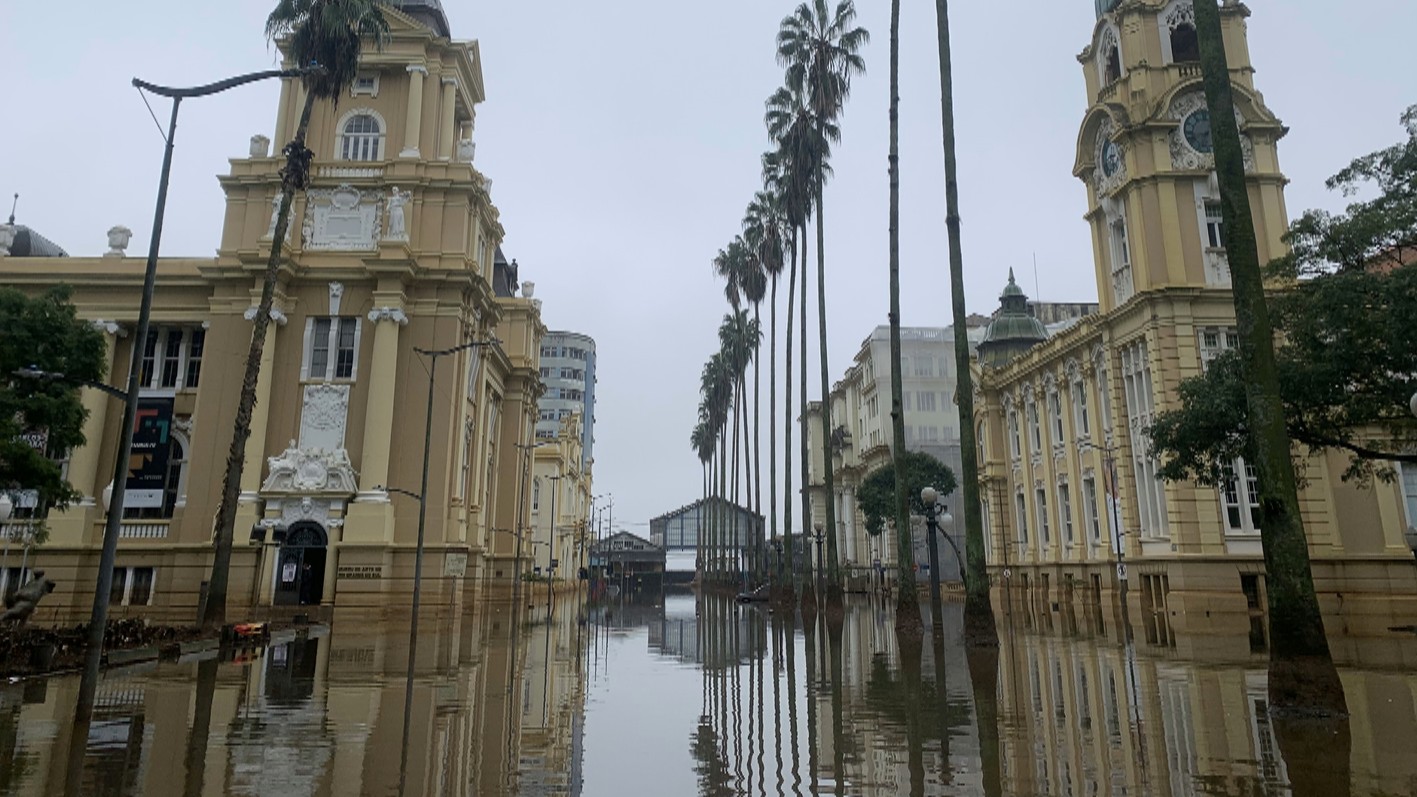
left=350, top=72, right=380, bottom=98
left=1047, top=388, right=1065, bottom=448
left=1110, top=216, right=1134, bottom=304
left=1027, top=399, right=1042, bottom=453
left=1059, top=482, right=1075, bottom=546
left=1035, top=487, right=1051, bottom=547
left=110, top=566, right=157, bottom=607
left=335, top=108, right=387, bottom=162
left=138, top=325, right=207, bottom=391
left=1073, top=376, right=1092, bottom=438
left=1121, top=338, right=1168, bottom=538
left=1015, top=491, right=1029, bottom=546
left=1082, top=475, right=1102, bottom=544
left=1008, top=409, right=1022, bottom=460
left=301, top=316, right=362, bottom=382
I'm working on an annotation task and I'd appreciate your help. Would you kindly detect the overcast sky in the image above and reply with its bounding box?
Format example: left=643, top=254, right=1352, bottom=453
left=2, top=1, right=1412, bottom=531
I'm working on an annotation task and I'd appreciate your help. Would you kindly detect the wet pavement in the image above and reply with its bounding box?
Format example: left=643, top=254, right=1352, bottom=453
left=2, top=589, right=1416, bottom=795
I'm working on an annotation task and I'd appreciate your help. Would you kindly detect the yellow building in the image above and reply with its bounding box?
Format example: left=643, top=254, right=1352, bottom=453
left=0, top=3, right=587, bottom=620
left=972, top=0, right=1417, bottom=637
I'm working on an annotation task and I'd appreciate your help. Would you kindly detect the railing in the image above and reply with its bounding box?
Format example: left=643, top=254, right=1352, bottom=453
left=1177, top=62, right=1203, bottom=79
left=315, top=164, right=384, bottom=180
left=1099, top=81, right=1121, bottom=102
left=0, top=519, right=41, bottom=544
left=118, top=521, right=169, bottom=540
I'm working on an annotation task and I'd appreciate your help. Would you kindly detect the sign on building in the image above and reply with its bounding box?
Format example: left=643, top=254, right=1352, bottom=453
left=125, top=397, right=173, bottom=508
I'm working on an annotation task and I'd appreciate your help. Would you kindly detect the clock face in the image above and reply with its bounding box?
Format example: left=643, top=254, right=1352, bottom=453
left=1183, top=109, right=1213, bottom=153
left=1101, top=140, right=1121, bottom=177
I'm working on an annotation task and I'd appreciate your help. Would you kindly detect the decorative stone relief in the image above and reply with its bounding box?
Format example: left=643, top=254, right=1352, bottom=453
left=1166, top=91, right=1255, bottom=172
left=264, top=194, right=293, bottom=242
left=1204, top=250, right=1232, bottom=287
left=329, top=282, right=344, bottom=315
left=280, top=496, right=331, bottom=528
left=385, top=187, right=409, bottom=241
left=367, top=307, right=409, bottom=325
left=90, top=319, right=125, bottom=337
left=457, top=138, right=476, bottom=162
left=0, top=224, right=15, bottom=256
left=105, top=226, right=132, bottom=257
left=1162, top=0, right=1194, bottom=32
left=1093, top=118, right=1128, bottom=197
left=302, top=184, right=382, bottom=251
left=299, top=383, right=350, bottom=451
left=244, top=306, right=288, bottom=326
left=262, top=441, right=359, bottom=495
left=250, top=134, right=271, bottom=158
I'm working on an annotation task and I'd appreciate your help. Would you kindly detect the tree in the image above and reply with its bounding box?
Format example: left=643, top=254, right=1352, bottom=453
left=885, top=0, right=919, bottom=622
left=204, top=0, right=390, bottom=630
left=778, top=0, right=869, bottom=600
left=744, top=189, right=788, bottom=578
left=1151, top=106, right=1417, bottom=486
left=858, top=451, right=957, bottom=540
left=1194, top=0, right=1343, bottom=714
left=930, top=0, right=996, bottom=644
left=0, top=286, right=106, bottom=509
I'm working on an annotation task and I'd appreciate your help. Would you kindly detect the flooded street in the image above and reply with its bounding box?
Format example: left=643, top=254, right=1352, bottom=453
left=3, top=590, right=1417, bottom=795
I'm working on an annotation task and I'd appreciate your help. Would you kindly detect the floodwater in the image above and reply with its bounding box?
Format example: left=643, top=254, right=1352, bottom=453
left=2, top=589, right=1416, bottom=796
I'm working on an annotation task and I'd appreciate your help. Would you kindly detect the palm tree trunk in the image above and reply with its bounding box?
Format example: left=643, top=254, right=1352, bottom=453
left=933, top=0, right=998, bottom=645
left=753, top=303, right=763, bottom=579
left=783, top=232, right=798, bottom=598
left=769, top=275, right=779, bottom=556
left=889, top=0, right=920, bottom=627
left=740, top=375, right=752, bottom=584
left=799, top=221, right=815, bottom=601
left=1194, top=0, right=1343, bottom=715
left=731, top=380, right=741, bottom=584
left=814, top=181, right=841, bottom=600
left=203, top=88, right=316, bottom=630
left=719, top=432, right=728, bottom=583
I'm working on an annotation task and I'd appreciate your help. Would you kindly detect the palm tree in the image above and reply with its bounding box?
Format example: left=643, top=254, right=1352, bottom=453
left=765, top=86, right=830, bottom=599
left=738, top=230, right=769, bottom=579
left=745, top=190, right=787, bottom=579
left=928, top=0, right=996, bottom=643
left=691, top=419, right=715, bottom=583
left=886, top=0, right=919, bottom=621
left=204, top=0, right=391, bottom=630
left=702, top=354, right=733, bottom=581
left=777, top=0, right=869, bottom=600
left=1194, top=0, right=1343, bottom=715
left=720, top=309, right=761, bottom=586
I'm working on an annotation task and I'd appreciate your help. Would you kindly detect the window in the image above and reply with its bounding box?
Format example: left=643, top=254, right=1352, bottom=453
left=339, top=112, right=383, bottom=161
left=1027, top=400, right=1042, bottom=453
left=1170, top=23, right=1200, bottom=63
left=1110, top=218, right=1133, bottom=304
left=1072, top=376, right=1091, bottom=438
left=1402, top=464, right=1417, bottom=532
left=1121, top=339, right=1167, bottom=537
left=1047, top=390, right=1065, bottom=446
left=1105, top=46, right=1121, bottom=84
left=1008, top=410, right=1022, bottom=459
left=918, top=392, right=938, bottom=412
left=977, top=421, right=987, bottom=461
left=1015, top=492, right=1029, bottom=545
left=902, top=391, right=912, bottom=412
left=108, top=567, right=156, bottom=606
left=532, top=478, right=541, bottom=511
left=1096, top=356, right=1114, bottom=431
left=305, top=317, right=359, bottom=381
left=1204, top=200, right=1225, bottom=249
left=1082, top=476, right=1102, bottom=543
left=913, top=358, right=934, bottom=378
left=1036, top=488, right=1051, bottom=546
left=980, top=500, right=992, bottom=563
left=1059, top=484, right=1075, bottom=545
left=351, top=73, right=379, bottom=96
left=138, top=326, right=205, bottom=390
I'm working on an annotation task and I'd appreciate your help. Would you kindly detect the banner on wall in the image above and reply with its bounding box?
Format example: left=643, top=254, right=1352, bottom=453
left=125, top=397, right=174, bottom=508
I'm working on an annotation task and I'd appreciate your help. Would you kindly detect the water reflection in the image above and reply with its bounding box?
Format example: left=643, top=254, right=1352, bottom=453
left=1, top=590, right=1415, bottom=795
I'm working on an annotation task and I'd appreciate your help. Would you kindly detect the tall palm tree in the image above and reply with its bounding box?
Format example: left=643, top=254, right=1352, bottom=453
left=739, top=232, right=768, bottom=578
left=1194, top=0, right=1343, bottom=715
left=204, top=0, right=391, bottom=629
left=887, top=0, right=919, bottom=620
left=777, top=0, right=869, bottom=600
left=765, top=86, right=831, bottom=598
left=929, top=0, right=996, bottom=642
left=701, top=356, right=732, bottom=581
left=745, top=189, right=787, bottom=578
left=720, top=309, right=761, bottom=585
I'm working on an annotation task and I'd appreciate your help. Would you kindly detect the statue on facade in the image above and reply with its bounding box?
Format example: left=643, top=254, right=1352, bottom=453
left=2, top=571, right=56, bottom=624
left=386, top=187, right=409, bottom=241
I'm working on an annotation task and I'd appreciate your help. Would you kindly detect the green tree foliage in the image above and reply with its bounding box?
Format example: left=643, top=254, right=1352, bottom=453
left=857, top=451, right=957, bottom=537
left=0, top=286, right=106, bottom=508
left=1150, top=106, right=1417, bottom=485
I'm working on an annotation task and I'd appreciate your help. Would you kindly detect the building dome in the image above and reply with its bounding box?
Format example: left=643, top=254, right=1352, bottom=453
left=1, top=224, right=68, bottom=258
left=1095, top=0, right=1121, bottom=18
left=395, top=0, right=451, bottom=37
left=977, top=269, right=1048, bottom=368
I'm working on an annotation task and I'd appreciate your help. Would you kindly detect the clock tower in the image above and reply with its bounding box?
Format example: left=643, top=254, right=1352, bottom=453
left=1074, top=0, right=1290, bottom=313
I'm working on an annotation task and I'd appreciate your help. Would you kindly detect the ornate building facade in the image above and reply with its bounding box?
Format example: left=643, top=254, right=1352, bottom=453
left=0, top=2, right=589, bottom=619
left=972, top=0, right=1417, bottom=637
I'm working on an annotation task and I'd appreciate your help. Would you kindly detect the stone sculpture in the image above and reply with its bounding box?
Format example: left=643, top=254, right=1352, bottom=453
left=2, top=570, right=56, bottom=624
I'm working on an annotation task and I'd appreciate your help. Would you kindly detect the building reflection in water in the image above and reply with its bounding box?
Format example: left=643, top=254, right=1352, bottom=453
left=0, top=591, right=1415, bottom=795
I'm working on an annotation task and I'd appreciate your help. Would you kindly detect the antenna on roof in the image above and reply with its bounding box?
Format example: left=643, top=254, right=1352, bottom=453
left=8, top=193, right=17, bottom=225
left=1032, top=252, right=1040, bottom=302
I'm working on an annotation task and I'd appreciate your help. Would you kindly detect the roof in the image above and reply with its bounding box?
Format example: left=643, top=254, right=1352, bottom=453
left=395, top=0, right=450, bottom=37
left=978, top=269, right=1049, bottom=366
left=649, top=495, right=762, bottom=525
left=3, top=225, right=68, bottom=258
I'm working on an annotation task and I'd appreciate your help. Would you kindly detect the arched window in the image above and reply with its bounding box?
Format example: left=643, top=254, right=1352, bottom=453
left=532, top=478, right=541, bottom=511
left=1170, top=23, right=1199, bottom=62
left=339, top=112, right=384, bottom=161
left=1105, top=46, right=1122, bottom=84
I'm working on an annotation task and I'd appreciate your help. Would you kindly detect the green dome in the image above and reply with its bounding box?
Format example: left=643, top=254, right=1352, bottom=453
left=978, top=269, right=1048, bottom=367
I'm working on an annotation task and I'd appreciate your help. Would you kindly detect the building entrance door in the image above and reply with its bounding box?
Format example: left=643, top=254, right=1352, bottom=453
left=274, top=522, right=328, bottom=606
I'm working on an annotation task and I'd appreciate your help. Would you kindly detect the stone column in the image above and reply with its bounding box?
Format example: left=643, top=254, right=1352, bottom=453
left=841, top=488, right=857, bottom=565
left=358, top=306, right=407, bottom=492
left=438, top=76, right=458, bottom=161
left=400, top=65, right=427, bottom=158
left=235, top=306, right=286, bottom=532
left=47, top=322, right=124, bottom=545
left=343, top=304, right=407, bottom=544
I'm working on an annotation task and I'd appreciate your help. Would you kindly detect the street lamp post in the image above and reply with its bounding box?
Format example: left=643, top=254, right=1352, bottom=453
left=920, top=487, right=952, bottom=622
left=813, top=524, right=825, bottom=596
left=0, top=492, right=12, bottom=594
left=546, top=473, right=563, bottom=615
left=66, top=67, right=311, bottom=729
